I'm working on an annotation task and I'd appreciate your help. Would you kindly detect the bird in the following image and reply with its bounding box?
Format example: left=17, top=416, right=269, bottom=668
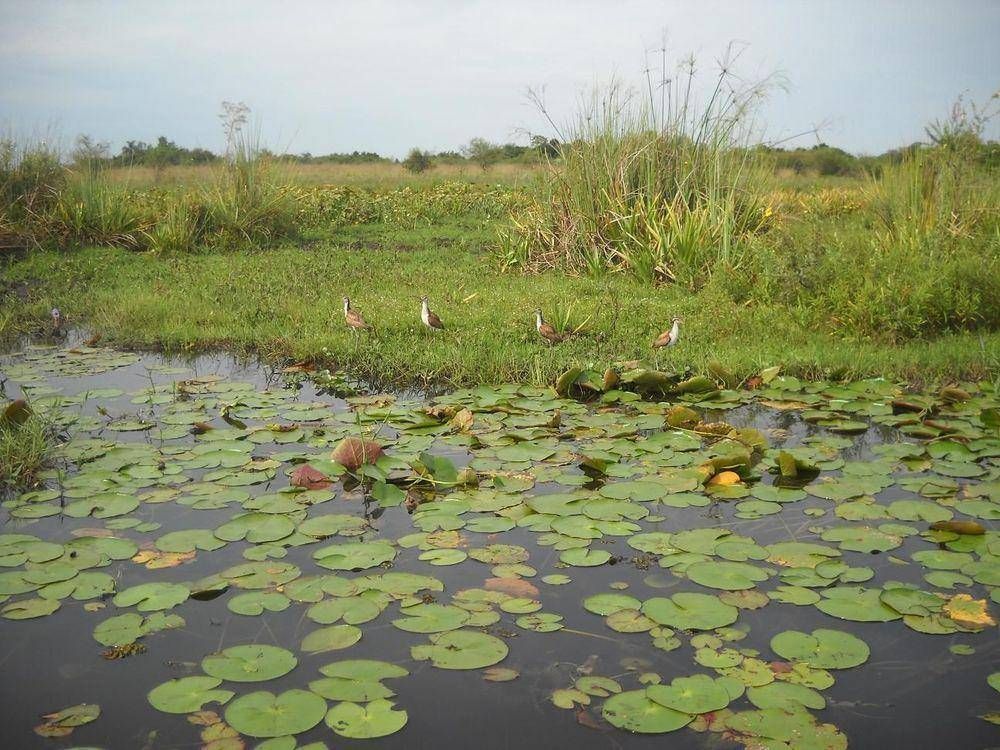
left=652, top=316, right=681, bottom=367
left=50, top=308, right=65, bottom=337
left=420, top=296, right=444, bottom=331
left=534, top=309, right=564, bottom=344
left=653, top=317, right=681, bottom=349
left=342, top=297, right=370, bottom=331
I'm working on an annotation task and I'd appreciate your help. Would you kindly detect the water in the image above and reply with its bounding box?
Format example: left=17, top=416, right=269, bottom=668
left=1, top=342, right=997, bottom=749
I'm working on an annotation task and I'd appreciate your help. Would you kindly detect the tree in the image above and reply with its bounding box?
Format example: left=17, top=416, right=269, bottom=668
left=403, top=148, right=432, bottom=173
left=462, top=138, right=500, bottom=170
left=530, top=134, right=560, bottom=158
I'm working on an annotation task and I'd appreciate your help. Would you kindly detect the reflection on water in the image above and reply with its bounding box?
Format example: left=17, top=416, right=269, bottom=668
left=1, top=343, right=998, bottom=750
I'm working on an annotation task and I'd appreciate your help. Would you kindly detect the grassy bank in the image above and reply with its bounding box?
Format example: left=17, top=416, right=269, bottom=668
left=3, top=221, right=997, bottom=388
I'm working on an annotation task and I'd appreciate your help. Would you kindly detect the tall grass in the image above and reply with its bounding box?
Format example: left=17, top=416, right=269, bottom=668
left=44, top=169, right=150, bottom=249
left=0, top=133, right=299, bottom=254
left=0, top=410, right=55, bottom=490
left=499, top=49, right=776, bottom=286
left=200, top=136, right=298, bottom=249
left=0, top=137, right=63, bottom=238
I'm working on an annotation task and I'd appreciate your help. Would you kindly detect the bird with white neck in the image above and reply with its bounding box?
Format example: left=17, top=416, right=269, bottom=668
left=652, top=317, right=681, bottom=367
left=420, top=296, right=444, bottom=331
left=534, top=309, right=564, bottom=344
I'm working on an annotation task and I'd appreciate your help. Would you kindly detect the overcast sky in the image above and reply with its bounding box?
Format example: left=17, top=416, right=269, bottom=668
left=2, top=0, right=998, bottom=158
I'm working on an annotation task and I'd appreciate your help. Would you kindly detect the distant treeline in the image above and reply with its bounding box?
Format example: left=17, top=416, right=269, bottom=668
left=68, top=133, right=998, bottom=175
left=68, top=134, right=560, bottom=170
left=760, top=141, right=1000, bottom=176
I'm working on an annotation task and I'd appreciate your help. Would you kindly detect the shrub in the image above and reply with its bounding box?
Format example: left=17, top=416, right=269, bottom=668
left=403, top=148, right=433, bottom=174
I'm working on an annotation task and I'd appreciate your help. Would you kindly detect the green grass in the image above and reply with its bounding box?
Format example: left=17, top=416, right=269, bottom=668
left=0, top=413, right=55, bottom=490
left=3, top=219, right=996, bottom=388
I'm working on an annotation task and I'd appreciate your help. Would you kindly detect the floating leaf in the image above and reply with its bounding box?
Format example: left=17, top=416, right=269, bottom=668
left=202, top=645, right=298, bottom=682
left=34, top=703, right=100, bottom=738
left=225, top=690, right=326, bottom=738
left=646, top=674, right=735, bottom=714
left=148, top=676, right=234, bottom=714
left=411, top=630, right=508, bottom=670
left=770, top=629, right=870, bottom=669
left=301, top=625, right=363, bottom=653
left=642, top=593, right=739, bottom=631
left=602, top=690, right=693, bottom=734
left=325, top=699, right=408, bottom=738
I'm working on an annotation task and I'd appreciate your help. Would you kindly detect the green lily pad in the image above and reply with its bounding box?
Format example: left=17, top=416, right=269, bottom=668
left=686, top=561, right=770, bottom=590
left=646, top=674, right=734, bottom=714
left=411, top=630, right=508, bottom=670
left=602, top=689, right=694, bottom=734
left=112, top=582, right=190, bottom=612
left=225, top=689, right=327, bottom=738
left=642, top=593, right=739, bottom=631
left=148, top=676, right=235, bottom=714
left=770, top=629, right=870, bottom=669
left=393, top=603, right=470, bottom=633
left=2, top=597, right=60, bottom=619
left=560, top=548, right=611, bottom=567
left=815, top=587, right=902, bottom=623
left=228, top=591, right=292, bottom=616
left=746, top=682, right=826, bottom=711
left=325, top=699, right=408, bottom=739
left=583, top=593, right=641, bottom=615
left=313, top=541, right=396, bottom=571
left=202, top=644, right=298, bottom=682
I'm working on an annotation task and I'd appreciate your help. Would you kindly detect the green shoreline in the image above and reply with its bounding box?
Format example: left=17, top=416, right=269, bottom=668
left=3, top=237, right=997, bottom=389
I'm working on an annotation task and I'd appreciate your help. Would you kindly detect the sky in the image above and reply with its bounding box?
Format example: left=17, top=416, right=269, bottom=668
left=1, top=0, right=998, bottom=158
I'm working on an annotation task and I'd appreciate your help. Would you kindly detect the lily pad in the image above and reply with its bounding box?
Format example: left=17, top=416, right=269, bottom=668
left=148, top=676, right=235, bottom=714
left=642, top=593, right=739, bottom=631
left=770, top=629, right=870, bottom=669
left=202, top=644, right=298, bottom=682
left=602, top=690, right=694, bottom=734
left=225, top=689, right=327, bottom=738
left=324, top=699, right=408, bottom=739
left=411, top=630, right=508, bottom=670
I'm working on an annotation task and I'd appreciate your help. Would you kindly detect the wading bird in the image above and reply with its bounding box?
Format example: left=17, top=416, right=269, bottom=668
left=534, top=309, right=564, bottom=344
left=51, top=308, right=65, bottom=337
left=342, top=297, right=370, bottom=331
left=420, top=296, right=444, bottom=331
left=652, top=316, right=681, bottom=367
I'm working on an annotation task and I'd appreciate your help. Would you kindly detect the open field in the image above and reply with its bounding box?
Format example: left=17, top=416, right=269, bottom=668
left=102, top=161, right=544, bottom=190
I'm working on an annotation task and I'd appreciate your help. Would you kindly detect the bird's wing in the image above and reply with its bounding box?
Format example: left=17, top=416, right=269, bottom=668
left=652, top=331, right=671, bottom=348
left=427, top=311, right=444, bottom=329
left=346, top=309, right=368, bottom=328
left=539, top=323, right=561, bottom=342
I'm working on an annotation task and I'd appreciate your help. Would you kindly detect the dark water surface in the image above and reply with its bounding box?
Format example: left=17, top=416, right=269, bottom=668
left=1, top=343, right=998, bottom=750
